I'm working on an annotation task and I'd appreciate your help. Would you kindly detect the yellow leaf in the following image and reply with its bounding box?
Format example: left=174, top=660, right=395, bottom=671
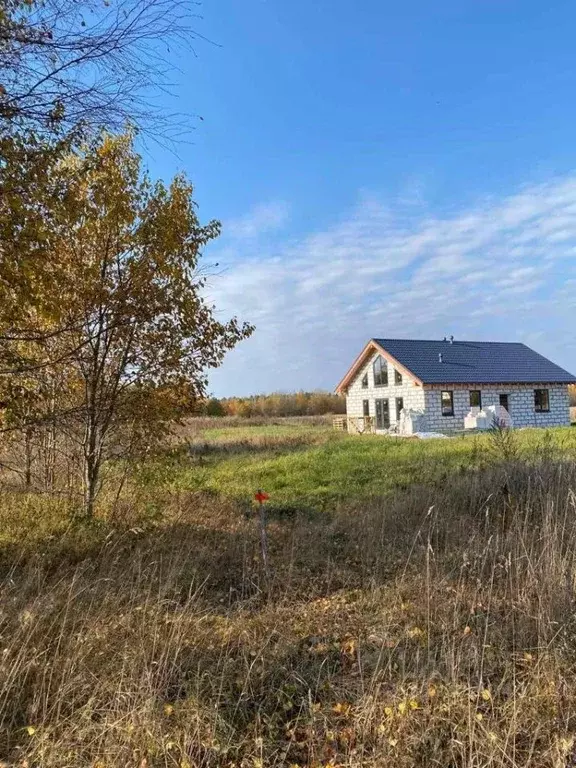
left=397, top=701, right=407, bottom=714
left=428, top=685, right=437, bottom=698
left=409, top=699, right=419, bottom=710
left=463, top=625, right=471, bottom=636
left=26, top=726, right=36, bottom=736
left=388, top=737, right=398, bottom=746
left=476, top=713, right=483, bottom=721
left=163, top=703, right=174, bottom=715
left=384, top=706, right=393, bottom=717
left=407, top=627, right=424, bottom=638
left=481, top=689, right=492, bottom=702
left=332, top=702, right=351, bottom=716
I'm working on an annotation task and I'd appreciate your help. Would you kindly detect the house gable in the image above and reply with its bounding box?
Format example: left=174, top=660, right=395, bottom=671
left=336, top=339, right=422, bottom=394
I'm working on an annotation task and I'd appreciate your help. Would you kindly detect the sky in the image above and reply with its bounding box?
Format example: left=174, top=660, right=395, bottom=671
left=144, top=0, right=576, bottom=397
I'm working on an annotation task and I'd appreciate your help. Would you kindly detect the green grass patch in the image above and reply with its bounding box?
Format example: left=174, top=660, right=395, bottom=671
left=136, top=423, right=576, bottom=508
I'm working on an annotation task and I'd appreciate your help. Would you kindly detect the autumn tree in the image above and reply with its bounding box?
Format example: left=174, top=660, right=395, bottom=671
left=2, top=131, right=253, bottom=515
left=0, top=0, right=199, bottom=388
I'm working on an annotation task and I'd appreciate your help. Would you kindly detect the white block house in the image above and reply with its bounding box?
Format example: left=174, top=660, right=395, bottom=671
left=336, top=338, right=576, bottom=433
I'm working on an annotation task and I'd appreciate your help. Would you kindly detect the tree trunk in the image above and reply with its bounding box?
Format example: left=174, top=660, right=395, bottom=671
left=82, top=408, right=102, bottom=518
left=24, top=426, right=33, bottom=489
left=83, top=446, right=100, bottom=518
left=44, top=378, right=56, bottom=491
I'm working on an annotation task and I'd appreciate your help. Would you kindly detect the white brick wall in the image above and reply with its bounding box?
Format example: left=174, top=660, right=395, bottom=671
left=345, top=353, right=571, bottom=433
left=423, top=383, right=570, bottom=432
left=346, top=352, right=425, bottom=432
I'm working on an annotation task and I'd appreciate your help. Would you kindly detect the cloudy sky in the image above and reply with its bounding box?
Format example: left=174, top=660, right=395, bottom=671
left=146, top=1, right=576, bottom=396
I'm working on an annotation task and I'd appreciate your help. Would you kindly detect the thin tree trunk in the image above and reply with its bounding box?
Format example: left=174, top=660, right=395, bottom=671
left=24, top=426, right=33, bottom=489
left=44, top=377, right=56, bottom=491
left=83, top=420, right=101, bottom=518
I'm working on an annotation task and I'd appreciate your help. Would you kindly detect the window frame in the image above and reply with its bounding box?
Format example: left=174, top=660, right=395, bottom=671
left=441, top=390, right=454, bottom=417
left=394, top=369, right=403, bottom=386
left=373, top=356, right=388, bottom=387
left=469, top=390, right=482, bottom=409
left=534, top=388, right=550, bottom=413
left=362, top=399, right=370, bottom=417
left=395, top=397, right=404, bottom=420
left=375, top=398, right=390, bottom=429
left=361, top=372, right=368, bottom=389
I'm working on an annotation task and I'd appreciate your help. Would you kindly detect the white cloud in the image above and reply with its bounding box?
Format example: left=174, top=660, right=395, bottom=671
left=207, top=175, right=576, bottom=396
left=225, top=201, right=289, bottom=240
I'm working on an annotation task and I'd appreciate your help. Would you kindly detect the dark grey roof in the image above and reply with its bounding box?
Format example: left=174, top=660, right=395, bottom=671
left=374, top=338, right=576, bottom=385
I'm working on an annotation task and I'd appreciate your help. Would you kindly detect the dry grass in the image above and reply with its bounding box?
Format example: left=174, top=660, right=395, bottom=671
left=2, top=457, right=576, bottom=766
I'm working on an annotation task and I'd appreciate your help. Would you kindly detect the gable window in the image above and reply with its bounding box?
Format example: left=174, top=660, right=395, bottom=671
left=373, top=356, right=388, bottom=387
left=534, top=389, right=550, bottom=413
left=469, top=390, right=482, bottom=409
left=363, top=399, right=370, bottom=417
left=394, top=369, right=403, bottom=385
left=361, top=373, right=368, bottom=389
left=441, top=390, right=454, bottom=416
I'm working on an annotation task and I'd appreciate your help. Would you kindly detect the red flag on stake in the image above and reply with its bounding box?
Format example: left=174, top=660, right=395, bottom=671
left=254, top=489, right=270, bottom=504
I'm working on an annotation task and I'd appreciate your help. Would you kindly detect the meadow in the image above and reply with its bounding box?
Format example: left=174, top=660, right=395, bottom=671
left=2, top=420, right=576, bottom=766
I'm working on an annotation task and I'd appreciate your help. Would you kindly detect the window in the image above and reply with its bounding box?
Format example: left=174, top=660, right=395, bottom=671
left=469, top=390, right=482, bottom=409
left=534, top=389, right=550, bottom=413
left=373, top=356, right=388, bottom=387
left=361, top=373, right=368, bottom=389
left=375, top=398, right=390, bottom=429
left=441, top=390, right=454, bottom=416
left=394, top=369, right=403, bottom=385
left=363, top=399, right=370, bottom=417
left=396, top=397, right=404, bottom=420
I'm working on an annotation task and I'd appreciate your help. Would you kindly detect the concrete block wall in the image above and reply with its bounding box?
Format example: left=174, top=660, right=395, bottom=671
left=423, top=384, right=570, bottom=432
left=346, top=352, right=425, bottom=431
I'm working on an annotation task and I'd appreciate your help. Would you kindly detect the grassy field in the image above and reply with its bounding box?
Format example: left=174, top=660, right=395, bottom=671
left=3, top=420, right=576, bottom=766
left=141, top=419, right=576, bottom=510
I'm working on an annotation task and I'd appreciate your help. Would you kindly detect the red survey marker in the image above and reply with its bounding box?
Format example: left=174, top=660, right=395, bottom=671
left=254, top=490, right=270, bottom=504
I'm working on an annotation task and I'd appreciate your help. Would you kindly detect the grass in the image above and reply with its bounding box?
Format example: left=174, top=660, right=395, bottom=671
left=2, top=420, right=576, bottom=766
left=141, top=421, right=576, bottom=510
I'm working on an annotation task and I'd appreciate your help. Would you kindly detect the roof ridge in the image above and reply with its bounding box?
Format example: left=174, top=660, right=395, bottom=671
left=373, top=337, right=525, bottom=345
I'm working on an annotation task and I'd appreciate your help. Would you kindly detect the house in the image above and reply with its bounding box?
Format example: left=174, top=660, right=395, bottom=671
left=335, top=338, right=576, bottom=433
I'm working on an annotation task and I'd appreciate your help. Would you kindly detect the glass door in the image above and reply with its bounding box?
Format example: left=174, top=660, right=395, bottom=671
left=375, top=399, right=390, bottom=430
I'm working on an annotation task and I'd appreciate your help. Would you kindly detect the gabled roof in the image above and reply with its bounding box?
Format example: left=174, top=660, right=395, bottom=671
left=336, top=338, right=576, bottom=393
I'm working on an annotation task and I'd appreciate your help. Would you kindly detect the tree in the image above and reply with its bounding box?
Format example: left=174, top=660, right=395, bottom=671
left=205, top=398, right=225, bottom=417
left=1, top=131, right=253, bottom=515
left=0, top=0, right=201, bottom=384
left=0, top=0, right=193, bottom=134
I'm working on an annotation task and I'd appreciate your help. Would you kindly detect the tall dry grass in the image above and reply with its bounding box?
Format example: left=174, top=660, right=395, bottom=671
left=2, top=460, right=576, bottom=766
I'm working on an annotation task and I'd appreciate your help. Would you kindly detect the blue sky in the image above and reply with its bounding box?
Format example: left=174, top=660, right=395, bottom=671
left=145, top=0, right=576, bottom=397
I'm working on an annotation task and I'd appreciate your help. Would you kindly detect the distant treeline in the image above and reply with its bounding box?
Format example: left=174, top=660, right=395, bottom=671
left=201, top=392, right=346, bottom=418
